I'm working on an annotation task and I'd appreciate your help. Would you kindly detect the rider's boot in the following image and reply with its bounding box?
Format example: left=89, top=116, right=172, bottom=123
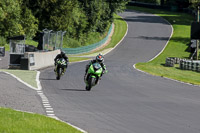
left=54, top=65, right=57, bottom=72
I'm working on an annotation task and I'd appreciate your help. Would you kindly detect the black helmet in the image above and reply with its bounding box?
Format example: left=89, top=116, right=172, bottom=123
left=61, top=51, right=65, bottom=55
left=96, top=53, right=104, bottom=63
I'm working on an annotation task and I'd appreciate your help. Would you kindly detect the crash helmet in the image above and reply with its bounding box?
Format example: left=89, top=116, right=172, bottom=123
left=96, top=53, right=104, bottom=63
left=61, top=50, right=65, bottom=56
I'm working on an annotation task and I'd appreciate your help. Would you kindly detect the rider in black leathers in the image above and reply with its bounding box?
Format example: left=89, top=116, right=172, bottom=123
left=54, top=51, right=69, bottom=75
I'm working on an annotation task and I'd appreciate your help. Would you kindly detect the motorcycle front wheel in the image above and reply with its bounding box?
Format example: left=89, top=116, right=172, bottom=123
left=85, top=86, right=91, bottom=91
left=56, top=67, right=61, bottom=80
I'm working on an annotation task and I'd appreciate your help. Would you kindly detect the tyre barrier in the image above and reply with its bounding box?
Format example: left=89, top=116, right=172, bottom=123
left=166, top=57, right=200, bottom=72
left=165, top=57, right=182, bottom=67
left=179, top=59, right=200, bottom=72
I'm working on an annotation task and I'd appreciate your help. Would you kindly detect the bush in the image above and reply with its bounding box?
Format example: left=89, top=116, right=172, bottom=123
left=63, top=37, right=81, bottom=48
left=138, top=0, right=158, bottom=4
left=0, top=36, right=7, bottom=46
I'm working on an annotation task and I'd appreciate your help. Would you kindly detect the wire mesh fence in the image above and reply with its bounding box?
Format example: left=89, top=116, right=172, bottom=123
left=42, top=29, right=66, bottom=51
left=62, top=24, right=113, bottom=54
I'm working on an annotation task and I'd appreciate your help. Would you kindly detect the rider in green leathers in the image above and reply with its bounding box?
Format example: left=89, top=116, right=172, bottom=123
left=85, top=53, right=107, bottom=84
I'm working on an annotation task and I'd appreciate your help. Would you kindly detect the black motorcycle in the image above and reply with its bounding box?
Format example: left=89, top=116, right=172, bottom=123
left=55, top=58, right=67, bottom=80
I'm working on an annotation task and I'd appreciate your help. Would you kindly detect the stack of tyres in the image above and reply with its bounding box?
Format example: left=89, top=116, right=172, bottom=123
left=179, top=60, right=184, bottom=69
left=187, top=61, right=192, bottom=70
left=192, top=60, right=200, bottom=72
left=191, top=62, right=196, bottom=71
left=165, top=57, right=175, bottom=67
left=196, top=63, right=200, bottom=72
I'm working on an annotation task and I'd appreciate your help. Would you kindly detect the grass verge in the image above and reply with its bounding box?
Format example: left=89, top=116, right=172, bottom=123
left=0, top=107, right=82, bottom=133
left=0, top=69, right=38, bottom=88
left=127, top=6, right=200, bottom=85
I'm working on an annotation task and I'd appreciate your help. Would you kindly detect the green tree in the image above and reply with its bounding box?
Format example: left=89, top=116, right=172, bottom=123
left=78, top=0, right=111, bottom=33
left=24, top=0, right=57, bottom=30
left=106, top=0, right=130, bottom=21
left=0, top=0, right=23, bottom=38
left=20, top=7, right=38, bottom=39
left=25, top=0, right=87, bottom=39
left=0, top=0, right=38, bottom=39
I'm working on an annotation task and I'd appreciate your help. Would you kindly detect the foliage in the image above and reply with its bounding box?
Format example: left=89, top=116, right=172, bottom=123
left=20, top=7, right=38, bottom=39
left=0, top=0, right=23, bottom=38
left=0, top=0, right=129, bottom=48
left=0, top=36, right=6, bottom=46
left=105, top=0, right=130, bottom=20
left=137, top=0, right=191, bottom=8
left=189, top=0, right=200, bottom=9
left=0, top=0, right=38, bottom=39
left=137, top=0, right=158, bottom=3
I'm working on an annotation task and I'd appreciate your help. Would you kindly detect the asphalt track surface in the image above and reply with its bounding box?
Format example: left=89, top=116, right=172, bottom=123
left=39, top=10, right=200, bottom=133
left=0, top=72, right=45, bottom=115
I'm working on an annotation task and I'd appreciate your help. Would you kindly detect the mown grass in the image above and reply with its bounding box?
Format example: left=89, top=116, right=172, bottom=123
left=0, top=107, right=82, bottom=133
left=0, top=69, right=38, bottom=88
left=127, top=6, right=200, bottom=85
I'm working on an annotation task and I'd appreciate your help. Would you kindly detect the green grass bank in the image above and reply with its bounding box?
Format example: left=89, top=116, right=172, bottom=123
left=0, top=107, right=82, bottom=133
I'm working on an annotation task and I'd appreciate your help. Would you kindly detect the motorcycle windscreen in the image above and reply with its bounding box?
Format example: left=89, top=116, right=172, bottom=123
left=92, top=63, right=103, bottom=77
left=57, top=58, right=67, bottom=67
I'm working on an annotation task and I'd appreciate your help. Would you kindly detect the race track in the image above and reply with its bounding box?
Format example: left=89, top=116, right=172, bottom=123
left=40, top=10, right=200, bottom=133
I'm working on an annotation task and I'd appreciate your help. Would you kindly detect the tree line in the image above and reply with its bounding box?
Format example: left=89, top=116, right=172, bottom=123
left=0, top=0, right=129, bottom=47
left=134, top=0, right=200, bottom=9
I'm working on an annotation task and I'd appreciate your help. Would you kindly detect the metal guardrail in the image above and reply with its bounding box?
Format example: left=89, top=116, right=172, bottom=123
left=62, top=24, right=113, bottom=55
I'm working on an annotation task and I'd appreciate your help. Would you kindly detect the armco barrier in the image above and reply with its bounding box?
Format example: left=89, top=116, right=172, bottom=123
left=24, top=49, right=60, bottom=70
left=62, top=24, right=113, bottom=54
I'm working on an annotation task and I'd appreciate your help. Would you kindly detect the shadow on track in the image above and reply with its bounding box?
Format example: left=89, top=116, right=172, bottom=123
left=40, top=78, right=57, bottom=81
left=60, top=88, right=87, bottom=91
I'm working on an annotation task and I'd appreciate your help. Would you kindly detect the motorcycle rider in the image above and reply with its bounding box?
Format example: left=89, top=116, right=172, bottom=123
left=84, top=53, right=107, bottom=83
left=54, top=50, right=69, bottom=75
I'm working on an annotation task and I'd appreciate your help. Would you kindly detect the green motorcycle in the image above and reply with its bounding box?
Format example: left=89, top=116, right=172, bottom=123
left=55, top=58, right=67, bottom=80
left=84, top=62, right=107, bottom=91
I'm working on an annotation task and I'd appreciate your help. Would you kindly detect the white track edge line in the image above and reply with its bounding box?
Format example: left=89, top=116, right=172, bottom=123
left=1, top=71, right=39, bottom=90
left=0, top=70, right=87, bottom=133
left=36, top=70, right=88, bottom=133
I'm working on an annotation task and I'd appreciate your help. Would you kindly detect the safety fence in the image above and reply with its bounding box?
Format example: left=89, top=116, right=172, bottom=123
left=62, top=24, right=113, bottom=55
left=43, top=29, right=66, bottom=51
left=165, top=57, right=200, bottom=72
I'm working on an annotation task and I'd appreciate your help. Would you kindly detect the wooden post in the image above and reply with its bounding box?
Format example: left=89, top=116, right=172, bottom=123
left=197, top=6, right=199, bottom=60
